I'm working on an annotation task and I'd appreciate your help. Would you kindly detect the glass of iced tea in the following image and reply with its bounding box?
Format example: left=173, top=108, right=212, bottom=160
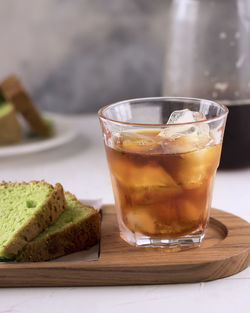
left=98, top=97, right=228, bottom=249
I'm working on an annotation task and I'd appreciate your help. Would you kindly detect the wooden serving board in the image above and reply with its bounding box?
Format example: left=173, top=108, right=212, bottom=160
left=1, top=205, right=250, bottom=287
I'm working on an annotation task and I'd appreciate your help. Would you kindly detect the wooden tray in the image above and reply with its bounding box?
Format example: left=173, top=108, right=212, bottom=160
left=1, top=205, right=250, bottom=287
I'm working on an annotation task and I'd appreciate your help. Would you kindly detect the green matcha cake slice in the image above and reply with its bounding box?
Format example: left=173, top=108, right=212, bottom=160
left=0, top=102, right=21, bottom=145
left=17, top=192, right=101, bottom=262
left=0, top=181, right=66, bottom=259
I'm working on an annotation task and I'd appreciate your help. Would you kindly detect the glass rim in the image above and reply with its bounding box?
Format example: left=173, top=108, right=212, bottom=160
left=98, top=96, right=229, bottom=127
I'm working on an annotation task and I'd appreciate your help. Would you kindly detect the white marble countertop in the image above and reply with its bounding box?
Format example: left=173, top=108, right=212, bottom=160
left=1, top=113, right=250, bottom=313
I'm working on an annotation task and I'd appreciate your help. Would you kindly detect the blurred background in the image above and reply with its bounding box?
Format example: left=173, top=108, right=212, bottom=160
left=1, top=0, right=250, bottom=168
left=0, top=0, right=168, bottom=113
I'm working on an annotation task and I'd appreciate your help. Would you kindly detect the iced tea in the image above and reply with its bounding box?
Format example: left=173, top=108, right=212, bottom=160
left=99, top=98, right=228, bottom=249
left=105, top=129, right=221, bottom=239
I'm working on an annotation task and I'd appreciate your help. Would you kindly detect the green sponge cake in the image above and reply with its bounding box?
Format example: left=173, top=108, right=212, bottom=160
left=0, top=101, right=12, bottom=115
left=0, top=102, right=21, bottom=145
left=17, top=192, right=101, bottom=262
left=0, top=181, right=66, bottom=259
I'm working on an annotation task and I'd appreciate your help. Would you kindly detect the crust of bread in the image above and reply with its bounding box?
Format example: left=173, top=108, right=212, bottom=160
left=0, top=75, right=51, bottom=137
left=17, top=192, right=101, bottom=262
left=0, top=106, right=21, bottom=145
left=1, top=181, right=66, bottom=258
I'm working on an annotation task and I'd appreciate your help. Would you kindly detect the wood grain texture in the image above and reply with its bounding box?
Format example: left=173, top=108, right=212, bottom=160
left=0, top=205, right=250, bottom=287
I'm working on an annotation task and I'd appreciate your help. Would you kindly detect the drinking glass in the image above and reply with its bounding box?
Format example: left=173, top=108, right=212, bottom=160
left=98, top=97, right=228, bottom=250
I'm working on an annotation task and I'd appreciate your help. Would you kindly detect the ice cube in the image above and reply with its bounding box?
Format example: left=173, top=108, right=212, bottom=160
left=125, top=210, right=156, bottom=235
left=162, top=135, right=212, bottom=154
left=129, top=184, right=182, bottom=206
left=167, top=109, right=206, bottom=124
left=110, top=157, right=181, bottom=190
left=113, top=130, right=160, bottom=153
left=163, top=144, right=221, bottom=189
left=158, top=109, right=212, bottom=151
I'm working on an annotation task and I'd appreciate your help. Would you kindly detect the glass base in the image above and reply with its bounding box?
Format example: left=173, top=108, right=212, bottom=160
left=120, top=229, right=205, bottom=251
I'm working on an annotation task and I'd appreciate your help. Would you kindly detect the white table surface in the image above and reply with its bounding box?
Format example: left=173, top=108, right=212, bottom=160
left=0, top=113, right=250, bottom=313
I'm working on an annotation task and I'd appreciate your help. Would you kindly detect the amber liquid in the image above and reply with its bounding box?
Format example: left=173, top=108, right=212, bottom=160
left=106, top=130, right=221, bottom=238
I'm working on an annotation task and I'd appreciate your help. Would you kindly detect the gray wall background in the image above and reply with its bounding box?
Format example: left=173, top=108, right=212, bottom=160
left=0, top=0, right=168, bottom=113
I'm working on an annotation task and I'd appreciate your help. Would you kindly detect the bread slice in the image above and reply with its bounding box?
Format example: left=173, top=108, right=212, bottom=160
left=0, top=181, right=66, bottom=259
left=0, top=102, right=21, bottom=145
left=17, top=192, right=101, bottom=262
left=0, top=75, right=51, bottom=137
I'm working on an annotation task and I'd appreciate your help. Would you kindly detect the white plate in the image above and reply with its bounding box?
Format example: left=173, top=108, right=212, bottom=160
left=0, top=113, right=77, bottom=157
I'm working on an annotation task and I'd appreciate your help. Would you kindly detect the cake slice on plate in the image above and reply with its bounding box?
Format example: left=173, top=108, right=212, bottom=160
left=0, top=101, right=21, bottom=145
left=0, top=75, right=52, bottom=138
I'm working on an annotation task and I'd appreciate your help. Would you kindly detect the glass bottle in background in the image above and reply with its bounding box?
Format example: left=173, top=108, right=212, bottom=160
left=163, top=0, right=250, bottom=168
